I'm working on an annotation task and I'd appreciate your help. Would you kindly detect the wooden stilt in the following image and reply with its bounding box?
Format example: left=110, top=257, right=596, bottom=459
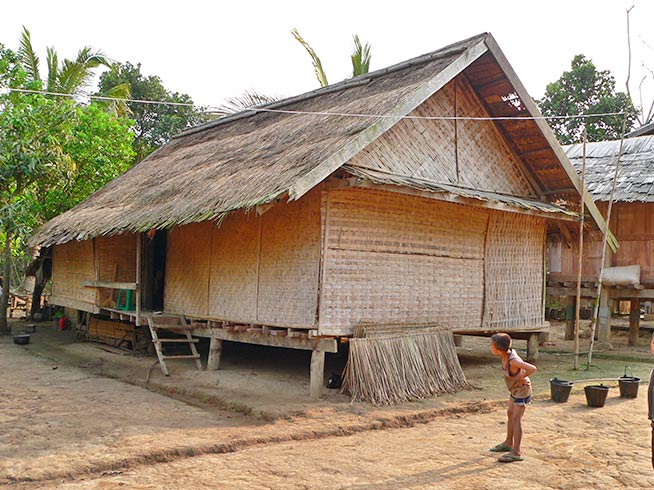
left=597, top=286, right=612, bottom=343
left=207, top=337, right=223, bottom=370
left=629, top=299, right=641, bottom=346
left=310, top=349, right=325, bottom=399
left=565, top=295, right=576, bottom=341
left=527, top=333, right=539, bottom=362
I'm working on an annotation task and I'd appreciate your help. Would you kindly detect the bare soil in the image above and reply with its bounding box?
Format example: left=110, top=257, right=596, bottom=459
left=2, top=318, right=653, bottom=489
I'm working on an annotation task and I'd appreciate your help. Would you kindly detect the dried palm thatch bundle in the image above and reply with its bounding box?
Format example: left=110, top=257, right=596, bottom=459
left=342, top=323, right=469, bottom=405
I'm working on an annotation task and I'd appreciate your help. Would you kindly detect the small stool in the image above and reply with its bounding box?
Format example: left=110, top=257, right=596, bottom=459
left=116, top=289, right=135, bottom=311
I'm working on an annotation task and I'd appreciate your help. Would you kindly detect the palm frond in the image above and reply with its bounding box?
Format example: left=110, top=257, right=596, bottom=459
left=46, top=47, right=59, bottom=92
left=99, top=82, right=132, bottom=117
left=211, top=90, right=281, bottom=117
left=18, top=26, right=41, bottom=82
left=291, top=27, right=328, bottom=87
left=351, top=34, right=371, bottom=77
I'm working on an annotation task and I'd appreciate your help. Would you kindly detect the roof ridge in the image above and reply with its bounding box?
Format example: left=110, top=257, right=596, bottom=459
left=176, top=33, right=489, bottom=139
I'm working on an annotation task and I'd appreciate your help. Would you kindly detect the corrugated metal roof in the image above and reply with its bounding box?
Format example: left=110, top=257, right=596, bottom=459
left=565, top=135, right=654, bottom=202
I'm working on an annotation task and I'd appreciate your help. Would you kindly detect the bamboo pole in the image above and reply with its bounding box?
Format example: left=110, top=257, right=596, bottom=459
left=573, top=126, right=588, bottom=370
left=587, top=119, right=627, bottom=367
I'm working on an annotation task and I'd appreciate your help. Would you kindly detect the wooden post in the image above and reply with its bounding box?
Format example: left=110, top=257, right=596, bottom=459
left=565, top=295, right=576, bottom=341
left=135, top=233, right=142, bottom=326
left=207, top=337, right=223, bottom=370
left=527, top=333, right=539, bottom=362
left=310, top=349, right=325, bottom=399
left=453, top=335, right=463, bottom=347
left=629, top=299, right=641, bottom=346
left=597, top=286, right=612, bottom=343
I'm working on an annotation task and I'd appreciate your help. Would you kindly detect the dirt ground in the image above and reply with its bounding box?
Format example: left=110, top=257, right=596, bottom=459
left=2, top=318, right=654, bottom=489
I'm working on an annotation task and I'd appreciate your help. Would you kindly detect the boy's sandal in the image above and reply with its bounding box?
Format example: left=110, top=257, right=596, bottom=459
left=489, top=443, right=512, bottom=452
left=498, top=454, right=524, bottom=463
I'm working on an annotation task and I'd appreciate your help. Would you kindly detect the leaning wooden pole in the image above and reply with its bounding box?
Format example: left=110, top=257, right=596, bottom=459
left=573, top=126, right=588, bottom=370
left=587, top=118, right=627, bottom=367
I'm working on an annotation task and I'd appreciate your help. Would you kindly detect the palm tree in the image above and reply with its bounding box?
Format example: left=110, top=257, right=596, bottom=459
left=292, top=28, right=372, bottom=87
left=17, top=26, right=130, bottom=114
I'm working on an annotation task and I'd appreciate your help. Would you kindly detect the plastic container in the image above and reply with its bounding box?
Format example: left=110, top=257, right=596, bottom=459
left=550, top=377, right=574, bottom=403
left=584, top=384, right=610, bottom=407
left=618, top=366, right=640, bottom=398
left=13, top=334, right=31, bottom=345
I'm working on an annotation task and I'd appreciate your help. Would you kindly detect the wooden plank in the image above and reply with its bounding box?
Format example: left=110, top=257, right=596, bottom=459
left=546, top=286, right=597, bottom=297
left=81, top=280, right=137, bottom=290
left=629, top=299, right=640, bottom=346
left=197, top=327, right=337, bottom=353
left=49, top=295, right=100, bottom=314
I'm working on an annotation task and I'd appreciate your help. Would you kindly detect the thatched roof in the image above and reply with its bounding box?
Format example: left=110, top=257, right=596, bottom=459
left=626, top=122, right=654, bottom=138
left=565, top=135, right=654, bottom=202
left=31, top=33, right=609, bottom=249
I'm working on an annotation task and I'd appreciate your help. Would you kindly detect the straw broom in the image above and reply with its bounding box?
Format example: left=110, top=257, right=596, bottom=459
left=342, top=323, right=469, bottom=405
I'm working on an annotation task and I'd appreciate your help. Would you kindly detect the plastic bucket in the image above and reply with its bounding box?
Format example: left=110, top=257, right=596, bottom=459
left=618, top=376, right=640, bottom=398
left=584, top=384, right=610, bottom=407
left=550, top=378, right=574, bottom=403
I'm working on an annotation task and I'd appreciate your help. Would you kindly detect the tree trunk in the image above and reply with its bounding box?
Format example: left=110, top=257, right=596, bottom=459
left=0, top=231, right=12, bottom=335
left=29, top=258, right=50, bottom=318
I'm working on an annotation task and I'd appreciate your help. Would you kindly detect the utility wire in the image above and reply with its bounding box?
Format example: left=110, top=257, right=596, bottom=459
left=1, top=86, right=631, bottom=122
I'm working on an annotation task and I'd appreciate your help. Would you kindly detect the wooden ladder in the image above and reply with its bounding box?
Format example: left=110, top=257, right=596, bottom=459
left=147, top=315, right=202, bottom=376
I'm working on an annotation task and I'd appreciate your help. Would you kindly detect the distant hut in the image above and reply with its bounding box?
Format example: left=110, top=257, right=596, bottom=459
left=548, top=135, right=654, bottom=345
left=30, top=33, right=606, bottom=396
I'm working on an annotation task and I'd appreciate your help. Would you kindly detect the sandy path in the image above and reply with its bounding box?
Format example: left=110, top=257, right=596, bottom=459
left=12, top=392, right=654, bottom=489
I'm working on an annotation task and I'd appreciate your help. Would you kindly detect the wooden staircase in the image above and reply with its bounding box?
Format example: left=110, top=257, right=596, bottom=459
left=147, top=315, right=202, bottom=375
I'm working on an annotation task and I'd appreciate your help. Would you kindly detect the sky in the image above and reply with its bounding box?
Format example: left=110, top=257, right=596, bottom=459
left=1, top=0, right=653, bottom=116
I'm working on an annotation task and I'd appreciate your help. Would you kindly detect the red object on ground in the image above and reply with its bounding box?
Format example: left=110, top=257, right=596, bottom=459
left=58, top=317, right=68, bottom=331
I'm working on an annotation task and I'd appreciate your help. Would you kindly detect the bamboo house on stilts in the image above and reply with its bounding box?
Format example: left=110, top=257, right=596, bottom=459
left=29, top=33, right=609, bottom=401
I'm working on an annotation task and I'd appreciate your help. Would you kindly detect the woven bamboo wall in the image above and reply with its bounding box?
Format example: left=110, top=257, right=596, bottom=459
left=555, top=203, right=654, bottom=282
left=166, top=189, right=321, bottom=325
left=483, top=212, right=545, bottom=330
left=96, top=234, right=137, bottom=305
left=347, top=76, right=534, bottom=198
left=257, top=188, right=321, bottom=326
left=208, top=211, right=260, bottom=321
left=51, top=240, right=95, bottom=304
left=164, top=221, right=212, bottom=317
left=318, top=188, right=488, bottom=336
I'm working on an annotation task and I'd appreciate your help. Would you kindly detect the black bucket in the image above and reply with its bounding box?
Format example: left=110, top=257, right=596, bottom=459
left=584, top=384, right=610, bottom=407
left=550, top=378, right=574, bottom=403
left=618, top=366, right=640, bottom=398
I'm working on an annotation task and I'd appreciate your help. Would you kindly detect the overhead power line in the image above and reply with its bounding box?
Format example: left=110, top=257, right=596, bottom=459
left=1, top=86, right=630, bottom=122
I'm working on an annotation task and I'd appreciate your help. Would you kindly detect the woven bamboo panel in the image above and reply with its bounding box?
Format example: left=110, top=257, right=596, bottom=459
left=52, top=240, right=95, bottom=304
left=319, top=188, right=487, bottom=336
left=164, top=221, right=212, bottom=317
left=96, top=234, right=136, bottom=305
left=87, top=317, right=134, bottom=343
left=483, top=211, right=545, bottom=330
left=208, top=211, right=259, bottom=322
left=347, top=80, right=457, bottom=183
left=455, top=76, right=535, bottom=197
left=257, top=188, right=321, bottom=326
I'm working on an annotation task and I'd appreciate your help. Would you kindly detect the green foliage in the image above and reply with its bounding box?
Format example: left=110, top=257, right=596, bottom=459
left=351, top=35, right=371, bottom=77
left=97, top=62, right=206, bottom=160
left=292, top=29, right=373, bottom=88
left=18, top=26, right=111, bottom=94
left=538, top=55, right=638, bottom=144
left=291, top=28, right=329, bottom=88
